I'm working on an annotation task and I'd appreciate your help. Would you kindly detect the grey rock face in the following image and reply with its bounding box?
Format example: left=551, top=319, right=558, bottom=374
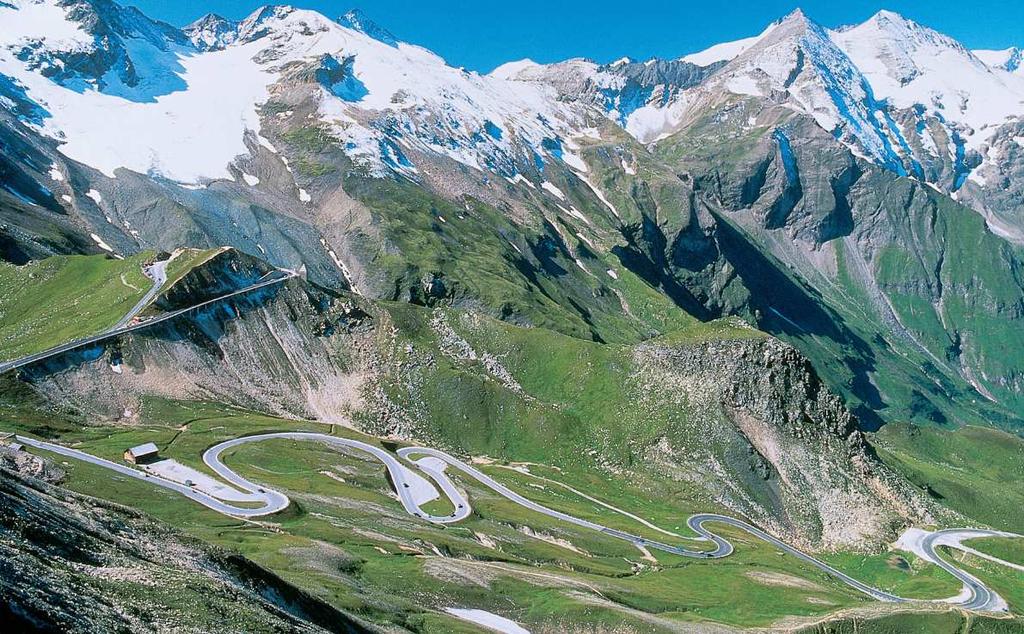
left=632, top=335, right=941, bottom=549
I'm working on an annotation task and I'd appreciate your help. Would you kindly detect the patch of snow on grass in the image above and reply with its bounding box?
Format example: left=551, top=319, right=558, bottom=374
left=566, top=206, right=591, bottom=226
left=444, top=608, right=530, bottom=634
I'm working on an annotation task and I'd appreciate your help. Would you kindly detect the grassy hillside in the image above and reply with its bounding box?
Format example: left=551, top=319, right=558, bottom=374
left=0, top=252, right=152, bottom=361
left=0, top=248, right=230, bottom=364
left=1, top=248, right=1020, bottom=631
left=872, top=424, right=1024, bottom=533
left=345, top=173, right=698, bottom=345
left=966, top=537, right=1024, bottom=567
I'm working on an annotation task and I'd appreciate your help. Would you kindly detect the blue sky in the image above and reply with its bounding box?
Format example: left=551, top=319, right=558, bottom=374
left=126, top=0, right=1024, bottom=72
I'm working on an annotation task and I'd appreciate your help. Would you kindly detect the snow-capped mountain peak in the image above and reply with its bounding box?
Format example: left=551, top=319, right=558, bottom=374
left=488, top=58, right=543, bottom=81
left=830, top=11, right=1024, bottom=158
left=696, top=7, right=916, bottom=173
left=336, top=9, right=398, bottom=47
left=234, top=5, right=332, bottom=44
left=183, top=13, right=239, bottom=51
left=831, top=10, right=984, bottom=89
left=2, top=1, right=1022, bottom=196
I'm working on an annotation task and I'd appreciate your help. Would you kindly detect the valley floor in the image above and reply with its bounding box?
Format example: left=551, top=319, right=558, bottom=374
left=4, top=402, right=1023, bottom=633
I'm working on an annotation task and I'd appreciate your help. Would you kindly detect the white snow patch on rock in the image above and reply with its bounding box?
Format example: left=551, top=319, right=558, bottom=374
left=257, top=134, right=277, bottom=153
left=541, top=181, right=566, bottom=200
left=561, top=148, right=588, bottom=173
left=89, top=233, right=114, bottom=253
left=577, top=175, right=620, bottom=218
left=506, top=173, right=536, bottom=189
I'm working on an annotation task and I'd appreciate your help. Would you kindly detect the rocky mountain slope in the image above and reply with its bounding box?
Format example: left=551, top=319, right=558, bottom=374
left=2, top=249, right=946, bottom=550
left=0, top=446, right=372, bottom=632
left=2, top=1, right=1024, bottom=434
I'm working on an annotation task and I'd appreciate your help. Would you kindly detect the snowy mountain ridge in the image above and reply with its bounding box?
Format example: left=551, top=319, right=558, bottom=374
left=0, top=0, right=1022, bottom=197
left=974, top=47, right=1023, bottom=74
left=0, top=1, right=589, bottom=184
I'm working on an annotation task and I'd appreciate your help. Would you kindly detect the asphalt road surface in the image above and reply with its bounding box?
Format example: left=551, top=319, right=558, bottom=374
left=920, top=529, right=1008, bottom=611
left=110, top=259, right=169, bottom=331
left=14, top=431, right=1019, bottom=613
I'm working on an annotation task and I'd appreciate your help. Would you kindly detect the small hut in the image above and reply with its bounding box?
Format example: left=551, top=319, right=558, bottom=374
left=124, top=442, right=159, bottom=464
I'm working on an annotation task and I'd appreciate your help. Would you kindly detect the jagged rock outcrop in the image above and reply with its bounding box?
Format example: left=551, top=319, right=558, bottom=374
left=632, top=333, right=943, bottom=549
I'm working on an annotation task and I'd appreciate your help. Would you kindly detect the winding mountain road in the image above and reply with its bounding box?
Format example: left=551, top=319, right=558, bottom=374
left=111, top=259, right=170, bottom=331
left=13, top=432, right=1018, bottom=613
left=0, top=269, right=295, bottom=376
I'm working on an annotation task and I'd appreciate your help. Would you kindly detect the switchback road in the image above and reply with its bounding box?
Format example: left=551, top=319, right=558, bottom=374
left=13, top=431, right=1019, bottom=613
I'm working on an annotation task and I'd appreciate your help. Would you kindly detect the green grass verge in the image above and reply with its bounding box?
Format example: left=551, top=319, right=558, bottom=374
left=0, top=252, right=152, bottom=361
left=872, top=424, right=1024, bottom=533
left=964, top=537, right=1024, bottom=567
left=821, top=551, right=961, bottom=600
